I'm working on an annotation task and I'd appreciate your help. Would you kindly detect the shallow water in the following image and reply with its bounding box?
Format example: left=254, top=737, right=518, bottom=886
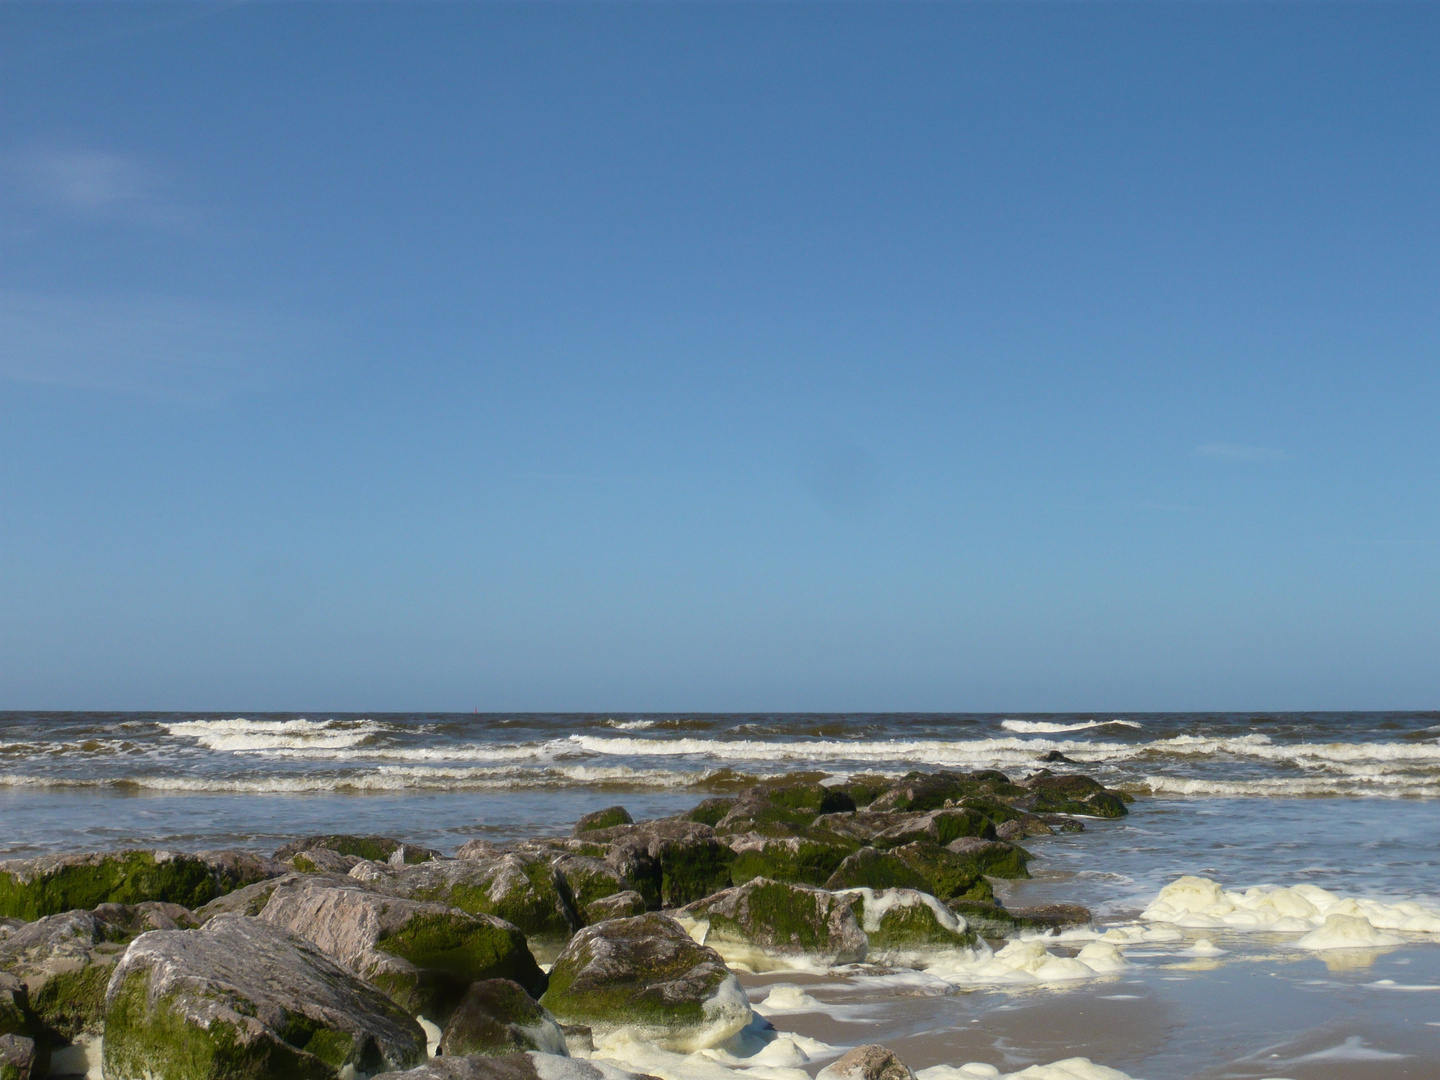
left=4, top=711, right=1439, bottom=1078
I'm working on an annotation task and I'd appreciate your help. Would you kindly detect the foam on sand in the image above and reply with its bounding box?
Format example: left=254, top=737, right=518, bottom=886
left=916, top=1058, right=1137, bottom=1080
left=1141, top=875, right=1440, bottom=947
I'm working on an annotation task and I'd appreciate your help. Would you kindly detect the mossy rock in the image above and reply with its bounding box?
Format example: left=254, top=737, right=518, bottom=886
left=715, top=784, right=856, bottom=836
left=946, top=900, right=1092, bottom=939
left=0, top=909, right=133, bottom=1045
left=438, top=979, right=566, bottom=1058
left=0, top=852, right=226, bottom=921
left=385, top=855, right=579, bottom=948
left=869, top=771, right=1026, bottom=813
left=1023, top=775, right=1128, bottom=818
left=273, top=836, right=438, bottom=865
left=572, top=808, right=634, bottom=836
left=839, top=889, right=976, bottom=954
left=886, top=842, right=994, bottom=903
left=678, top=879, right=867, bottom=969
left=551, top=856, right=629, bottom=915
left=101, top=915, right=427, bottom=1080
left=0, top=1032, right=42, bottom=1080
left=680, top=798, right=735, bottom=827
left=258, top=877, right=546, bottom=1018
left=584, top=823, right=734, bottom=909
left=870, top=809, right=996, bottom=849
left=823, top=848, right=932, bottom=893
left=726, top=831, right=859, bottom=888
left=834, top=775, right=894, bottom=808
left=539, top=914, right=750, bottom=1052
left=942, top=838, right=1031, bottom=880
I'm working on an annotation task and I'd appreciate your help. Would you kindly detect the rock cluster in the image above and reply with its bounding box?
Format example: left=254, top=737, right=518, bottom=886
left=0, top=767, right=1121, bottom=1078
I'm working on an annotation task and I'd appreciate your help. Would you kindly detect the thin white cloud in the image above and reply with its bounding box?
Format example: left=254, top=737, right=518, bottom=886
left=6, top=145, right=197, bottom=228
left=0, top=291, right=314, bottom=402
left=1193, top=442, right=1293, bottom=462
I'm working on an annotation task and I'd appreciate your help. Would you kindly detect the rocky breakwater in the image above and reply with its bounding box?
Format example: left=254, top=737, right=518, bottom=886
left=0, top=767, right=1128, bottom=1078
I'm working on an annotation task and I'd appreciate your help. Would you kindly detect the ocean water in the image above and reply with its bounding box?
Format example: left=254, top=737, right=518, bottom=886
left=4, top=711, right=1439, bottom=1078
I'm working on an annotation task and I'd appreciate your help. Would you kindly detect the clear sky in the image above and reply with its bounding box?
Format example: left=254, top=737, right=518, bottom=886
left=2, top=2, right=1438, bottom=712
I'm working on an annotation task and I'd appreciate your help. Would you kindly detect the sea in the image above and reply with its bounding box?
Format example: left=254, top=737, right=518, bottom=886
left=3, top=711, right=1439, bottom=1080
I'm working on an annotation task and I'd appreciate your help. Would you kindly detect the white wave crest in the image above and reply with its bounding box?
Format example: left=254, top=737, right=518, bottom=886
left=1000, top=719, right=1143, bottom=734
left=165, top=717, right=384, bottom=752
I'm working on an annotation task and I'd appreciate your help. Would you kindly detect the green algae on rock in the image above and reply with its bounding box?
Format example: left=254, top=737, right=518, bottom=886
left=539, top=913, right=750, bottom=1051
left=0, top=850, right=281, bottom=922
left=678, top=798, right=735, bottom=827
left=550, top=856, right=630, bottom=917
left=868, top=809, right=997, bottom=849
left=725, top=831, right=860, bottom=888
left=885, top=842, right=995, bottom=903
left=257, top=876, right=546, bottom=1016
left=438, top=978, right=567, bottom=1058
left=381, top=854, right=580, bottom=953
left=0, top=909, right=135, bottom=1048
left=0, top=1032, right=40, bottom=1080
left=572, top=808, right=634, bottom=836
left=581, top=822, right=735, bottom=910
left=822, top=847, right=933, bottom=893
left=836, top=888, right=977, bottom=958
left=942, top=837, right=1032, bottom=879
left=102, top=914, right=426, bottom=1080
left=676, top=878, right=867, bottom=971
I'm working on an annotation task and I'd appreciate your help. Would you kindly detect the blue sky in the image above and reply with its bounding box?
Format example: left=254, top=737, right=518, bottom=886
left=2, top=2, right=1438, bottom=711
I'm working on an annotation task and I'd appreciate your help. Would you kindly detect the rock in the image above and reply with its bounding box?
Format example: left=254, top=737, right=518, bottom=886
left=836, top=889, right=976, bottom=956
left=581, top=822, right=734, bottom=909
left=376, top=855, right=579, bottom=954
left=572, top=808, right=633, bottom=835
left=539, top=913, right=751, bottom=1051
left=102, top=914, right=427, bottom=1080
left=677, top=879, right=867, bottom=970
left=943, top=838, right=1032, bottom=879
left=725, top=831, right=859, bottom=888
left=551, top=856, right=631, bottom=916
left=0, top=972, right=34, bottom=1037
left=885, top=842, right=994, bottom=903
left=0, top=849, right=279, bottom=921
left=823, top=848, right=933, bottom=893
left=1037, top=751, right=1076, bottom=764
left=0, top=909, right=127, bottom=1046
left=714, top=783, right=857, bottom=836
left=455, top=839, right=509, bottom=861
left=816, top=1044, right=915, bottom=1080
left=584, top=892, right=648, bottom=923
left=868, top=771, right=1026, bottom=813
left=678, top=798, right=734, bottom=827
left=0, top=1033, right=41, bottom=1080
left=0, top=921, right=22, bottom=944
left=833, top=776, right=894, bottom=808
left=438, top=979, right=567, bottom=1057
left=1021, top=774, right=1129, bottom=818
left=273, top=835, right=440, bottom=865
left=256, top=877, right=546, bottom=1016
left=869, top=809, right=997, bottom=849
left=371, top=1050, right=651, bottom=1080
left=948, top=901, right=1092, bottom=939
left=286, top=848, right=366, bottom=875
left=193, top=872, right=330, bottom=922
left=90, top=901, right=199, bottom=934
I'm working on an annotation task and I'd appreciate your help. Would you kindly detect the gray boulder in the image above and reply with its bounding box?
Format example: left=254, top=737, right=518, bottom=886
left=816, top=1045, right=916, bottom=1080
left=438, top=979, right=567, bottom=1057
left=677, top=879, right=867, bottom=969
left=257, top=877, right=545, bottom=1015
left=539, top=913, right=751, bottom=1051
left=550, top=856, right=631, bottom=917
left=0, top=910, right=124, bottom=1046
left=0, top=1033, right=40, bottom=1080
left=273, top=836, right=440, bottom=865
left=102, top=914, right=427, bottom=1080
left=584, top=891, right=648, bottom=923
